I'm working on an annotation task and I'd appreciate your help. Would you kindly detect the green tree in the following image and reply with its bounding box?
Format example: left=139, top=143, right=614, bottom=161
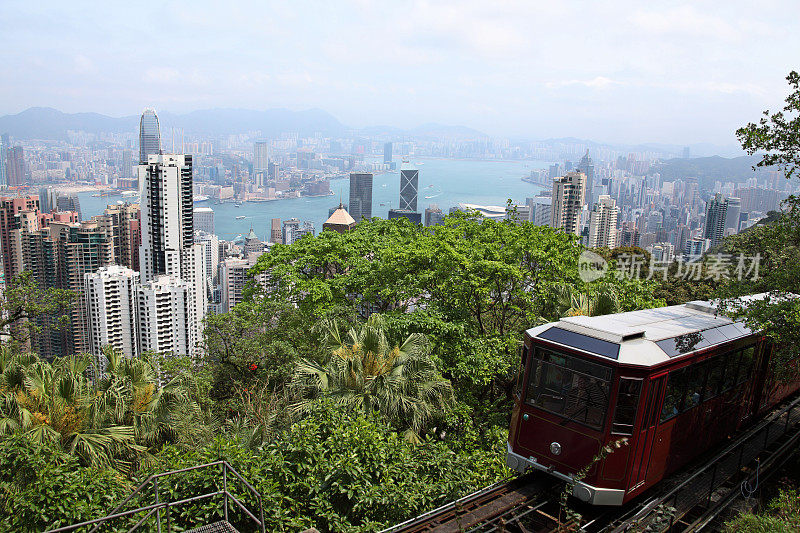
left=291, top=314, right=453, bottom=440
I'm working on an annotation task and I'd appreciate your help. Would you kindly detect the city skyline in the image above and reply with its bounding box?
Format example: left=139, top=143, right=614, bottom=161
left=0, top=1, right=797, bottom=145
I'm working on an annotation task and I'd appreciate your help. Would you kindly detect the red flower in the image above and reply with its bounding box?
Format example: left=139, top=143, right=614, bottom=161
left=249, top=363, right=258, bottom=372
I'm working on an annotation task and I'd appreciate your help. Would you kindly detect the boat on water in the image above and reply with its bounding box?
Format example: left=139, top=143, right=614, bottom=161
left=193, top=195, right=210, bottom=203
left=236, top=215, right=246, bottom=220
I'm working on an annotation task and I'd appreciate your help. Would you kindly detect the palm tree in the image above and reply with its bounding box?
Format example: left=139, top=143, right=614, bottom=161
left=291, top=314, right=453, bottom=441
left=0, top=346, right=211, bottom=471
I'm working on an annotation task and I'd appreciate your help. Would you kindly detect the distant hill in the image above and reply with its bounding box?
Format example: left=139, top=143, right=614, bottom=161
left=653, top=155, right=765, bottom=188
left=0, top=107, right=347, bottom=140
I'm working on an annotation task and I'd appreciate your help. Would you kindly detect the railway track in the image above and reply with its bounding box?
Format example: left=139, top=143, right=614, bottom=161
left=383, top=393, right=800, bottom=533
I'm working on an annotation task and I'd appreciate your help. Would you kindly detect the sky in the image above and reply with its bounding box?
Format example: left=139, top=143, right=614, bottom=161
left=0, top=0, right=797, bottom=145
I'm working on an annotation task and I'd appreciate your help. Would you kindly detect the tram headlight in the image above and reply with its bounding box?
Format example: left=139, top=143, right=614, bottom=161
left=550, top=442, right=562, bottom=455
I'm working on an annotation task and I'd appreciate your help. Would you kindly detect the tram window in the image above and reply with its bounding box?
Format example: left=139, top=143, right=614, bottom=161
left=681, top=362, right=708, bottom=410
left=525, top=348, right=612, bottom=431
left=661, top=368, right=688, bottom=422
left=738, top=346, right=756, bottom=385
left=612, top=378, right=642, bottom=435
left=722, top=350, right=742, bottom=391
left=703, top=357, right=725, bottom=399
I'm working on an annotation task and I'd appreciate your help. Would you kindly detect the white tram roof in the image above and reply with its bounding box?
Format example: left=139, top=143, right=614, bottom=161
left=524, top=294, right=781, bottom=367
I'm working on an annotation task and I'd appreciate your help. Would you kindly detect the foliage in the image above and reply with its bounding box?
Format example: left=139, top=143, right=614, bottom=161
left=0, top=435, right=130, bottom=532
left=0, top=347, right=210, bottom=471
left=147, top=402, right=508, bottom=533
left=724, top=486, right=800, bottom=533
left=737, top=71, right=800, bottom=179
left=291, top=314, right=453, bottom=440
left=0, top=271, right=73, bottom=352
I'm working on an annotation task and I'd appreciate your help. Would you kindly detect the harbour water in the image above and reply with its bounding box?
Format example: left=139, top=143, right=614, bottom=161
left=77, top=158, right=550, bottom=241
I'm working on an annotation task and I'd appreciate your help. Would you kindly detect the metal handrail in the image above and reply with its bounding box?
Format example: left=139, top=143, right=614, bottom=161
left=46, top=460, right=265, bottom=533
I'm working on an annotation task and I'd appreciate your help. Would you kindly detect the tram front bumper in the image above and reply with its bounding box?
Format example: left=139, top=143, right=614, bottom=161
left=506, top=442, right=625, bottom=506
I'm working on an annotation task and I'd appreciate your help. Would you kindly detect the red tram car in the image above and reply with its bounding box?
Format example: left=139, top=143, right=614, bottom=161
left=506, top=297, right=800, bottom=505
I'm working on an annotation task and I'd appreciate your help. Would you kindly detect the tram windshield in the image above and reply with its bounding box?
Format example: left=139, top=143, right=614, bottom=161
left=525, top=346, right=613, bottom=430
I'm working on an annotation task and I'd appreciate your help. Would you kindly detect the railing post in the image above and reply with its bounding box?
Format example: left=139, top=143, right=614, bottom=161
left=259, top=495, right=265, bottom=533
left=154, top=478, right=162, bottom=533
left=222, top=462, right=229, bottom=524
left=166, top=503, right=171, bottom=533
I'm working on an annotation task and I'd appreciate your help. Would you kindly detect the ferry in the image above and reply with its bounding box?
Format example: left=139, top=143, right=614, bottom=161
left=193, top=195, right=210, bottom=203
left=236, top=216, right=246, bottom=220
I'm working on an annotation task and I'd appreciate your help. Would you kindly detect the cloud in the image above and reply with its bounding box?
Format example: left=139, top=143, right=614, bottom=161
left=546, top=77, right=624, bottom=90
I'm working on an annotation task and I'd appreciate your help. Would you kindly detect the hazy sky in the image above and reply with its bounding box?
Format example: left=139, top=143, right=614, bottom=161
left=1, top=1, right=797, bottom=145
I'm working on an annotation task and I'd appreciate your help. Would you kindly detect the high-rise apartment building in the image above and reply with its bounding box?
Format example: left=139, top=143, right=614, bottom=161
left=400, top=169, right=419, bottom=212
left=136, top=275, right=191, bottom=357
left=139, top=108, right=162, bottom=164
left=0, top=135, right=7, bottom=188
left=193, top=206, right=215, bottom=234
left=138, top=153, right=205, bottom=357
left=84, top=266, right=140, bottom=363
left=94, top=202, right=141, bottom=272
left=254, top=141, right=270, bottom=172
left=550, top=172, right=586, bottom=236
left=588, top=195, right=619, bottom=248
left=703, top=193, right=728, bottom=248
left=220, top=256, right=259, bottom=312
left=349, top=173, right=373, bottom=223
left=579, top=150, right=594, bottom=206
left=383, top=142, right=393, bottom=164
left=6, top=146, right=25, bottom=187
left=0, top=196, right=40, bottom=282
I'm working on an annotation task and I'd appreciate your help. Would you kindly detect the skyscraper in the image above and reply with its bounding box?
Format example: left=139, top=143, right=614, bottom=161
left=84, top=266, right=140, bottom=363
left=6, top=146, right=25, bottom=187
left=56, top=195, right=82, bottom=220
left=349, top=172, right=373, bottom=223
left=193, top=206, right=215, bottom=234
left=0, top=134, right=7, bottom=188
left=383, top=142, right=393, bottom=164
left=254, top=141, right=270, bottom=172
left=550, top=172, right=586, bottom=236
left=424, top=205, right=444, bottom=227
left=703, top=193, right=728, bottom=248
left=578, top=150, right=594, bottom=207
left=588, top=195, right=619, bottom=249
left=94, top=202, right=141, bottom=272
left=138, top=153, right=205, bottom=357
left=400, top=169, right=419, bottom=212
left=138, top=108, right=162, bottom=164
left=270, top=218, right=282, bottom=244
left=724, top=197, right=742, bottom=235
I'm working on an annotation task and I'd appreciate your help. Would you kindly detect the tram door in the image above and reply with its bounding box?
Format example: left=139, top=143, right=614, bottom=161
left=628, top=374, right=667, bottom=490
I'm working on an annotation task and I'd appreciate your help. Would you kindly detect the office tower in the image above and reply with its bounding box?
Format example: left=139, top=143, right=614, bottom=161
left=0, top=135, right=6, bottom=188
left=724, top=197, right=742, bottom=235
left=56, top=195, right=82, bottom=220
left=323, top=203, right=356, bottom=233
left=139, top=108, right=162, bottom=164
left=95, top=202, right=141, bottom=271
left=685, top=238, right=708, bottom=258
left=122, top=149, right=134, bottom=179
left=424, top=205, right=444, bottom=227
left=526, top=196, right=552, bottom=226
left=193, top=206, right=215, bottom=234
left=243, top=227, right=265, bottom=258
left=6, top=146, right=25, bottom=186
left=400, top=169, right=419, bottom=211
left=579, top=150, right=594, bottom=207
left=388, top=209, right=422, bottom=224
left=0, top=196, right=40, bottom=282
left=588, top=195, right=619, bottom=248
left=383, top=142, right=393, bottom=164
left=84, top=266, right=140, bottom=364
left=136, top=275, right=192, bottom=357
left=270, top=218, right=282, bottom=243
left=138, top=153, right=205, bottom=357
left=550, top=172, right=586, bottom=236
left=38, top=187, right=58, bottom=213
left=328, top=204, right=348, bottom=217
left=703, top=193, right=728, bottom=248
left=349, top=173, right=373, bottom=222
left=254, top=141, right=270, bottom=172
